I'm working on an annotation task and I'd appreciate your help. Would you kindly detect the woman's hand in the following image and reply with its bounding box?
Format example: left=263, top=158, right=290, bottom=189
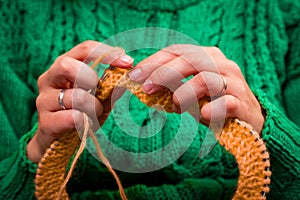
left=27, top=40, right=133, bottom=163
left=128, top=44, right=265, bottom=133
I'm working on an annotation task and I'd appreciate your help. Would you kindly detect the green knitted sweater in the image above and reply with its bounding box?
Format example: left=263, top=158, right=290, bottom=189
left=0, top=0, right=300, bottom=199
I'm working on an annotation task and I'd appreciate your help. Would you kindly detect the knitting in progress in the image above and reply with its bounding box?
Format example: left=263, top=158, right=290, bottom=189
left=34, top=50, right=271, bottom=200
left=1, top=1, right=300, bottom=199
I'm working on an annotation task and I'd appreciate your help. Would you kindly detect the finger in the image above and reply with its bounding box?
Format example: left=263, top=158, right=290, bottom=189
left=64, top=40, right=134, bottom=67
left=129, top=45, right=230, bottom=91
left=128, top=48, right=178, bottom=82
left=172, top=72, right=229, bottom=112
left=38, top=110, right=85, bottom=140
left=163, top=45, right=221, bottom=72
left=163, top=45, right=236, bottom=75
left=68, top=89, right=103, bottom=121
left=42, top=56, right=98, bottom=90
left=200, top=95, right=240, bottom=122
left=136, top=48, right=178, bottom=67
left=140, top=45, right=236, bottom=76
left=141, top=76, right=183, bottom=95
left=139, top=56, right=198, bottom=94
left=37, top=88, right=103, bottom=119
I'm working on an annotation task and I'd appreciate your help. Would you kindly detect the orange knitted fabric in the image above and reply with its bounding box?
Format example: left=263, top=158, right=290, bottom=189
left=35, top=131, right=80, bottom=200
left=35, top=66, right=271, bottom=200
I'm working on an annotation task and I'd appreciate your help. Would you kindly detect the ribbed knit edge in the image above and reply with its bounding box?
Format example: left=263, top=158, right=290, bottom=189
left=255, top=89, right=300, bottom=172
left=254, top=89, right=300, bottom=199
left=19, top=123, right=39, bottom=173
left=0, top=123, right=38, bottom=200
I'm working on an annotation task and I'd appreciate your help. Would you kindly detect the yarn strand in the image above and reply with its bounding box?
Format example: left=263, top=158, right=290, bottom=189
left=57, top=114, right=90, bottom=199
left=89, top=129, right=128, bottom=200
left=56, top=47, right=128, bottom=200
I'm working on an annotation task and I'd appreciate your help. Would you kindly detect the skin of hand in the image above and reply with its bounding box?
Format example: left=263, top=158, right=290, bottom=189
left=128, top=44, right=265, bottom=133
left=27, top=40, right=134, bottom=163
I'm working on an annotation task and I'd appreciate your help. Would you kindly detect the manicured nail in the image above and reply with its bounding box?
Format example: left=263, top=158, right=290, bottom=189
left=128, top=68, right=141, bottom=80
left=142, top=79, right=153, bottom=93
left=120, top=54, right=134, bottom=64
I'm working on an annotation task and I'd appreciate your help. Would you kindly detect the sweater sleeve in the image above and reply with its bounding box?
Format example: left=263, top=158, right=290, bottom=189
left=254, top=89, right=300, bottom=200
left=257, top=2, right=300, bottom=198
left=0, top=123, right=38, bottom=200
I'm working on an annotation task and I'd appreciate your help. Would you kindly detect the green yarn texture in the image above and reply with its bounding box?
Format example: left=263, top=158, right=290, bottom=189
left=0, top=0, right=300, bottom=199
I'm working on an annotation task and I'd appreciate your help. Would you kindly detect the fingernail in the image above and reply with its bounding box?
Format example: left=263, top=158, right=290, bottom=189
left=142, top=79, right=153, bottom=93
left=128, top=68, right=141, bottom=80
left=120, top=54, right=134, bottom=64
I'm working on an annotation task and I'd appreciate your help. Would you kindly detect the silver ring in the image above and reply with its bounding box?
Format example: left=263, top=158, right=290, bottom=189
left=58, top=89, right=66, bottom=110
left=216, top=74, right=227, bottom=97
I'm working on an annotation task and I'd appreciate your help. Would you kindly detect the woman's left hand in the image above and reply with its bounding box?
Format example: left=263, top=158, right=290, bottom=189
left=127, top=44, right=265, bottom=133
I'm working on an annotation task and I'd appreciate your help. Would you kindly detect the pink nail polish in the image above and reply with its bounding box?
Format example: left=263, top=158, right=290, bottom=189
left=120, top=55, right=134, bottom=64
left=142, top=79, right=153, bottom=93
left=128, top=68, right=141, bottom=80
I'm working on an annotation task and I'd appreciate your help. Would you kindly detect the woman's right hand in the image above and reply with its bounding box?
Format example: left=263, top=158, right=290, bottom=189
left=27, top=41, right=134, bottom=163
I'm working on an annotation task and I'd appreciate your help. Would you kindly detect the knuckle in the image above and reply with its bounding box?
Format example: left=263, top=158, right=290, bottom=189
left=58, top=56, right=73, bottom=74
left=165, top=44, right=183, bottom=55
left=53, top=56, right=77, bottom=80
left=81, top=40, right=95, bottom=48
left=226, top=59, right=241, bottom=73
left=168, top=44, right=180, bottom=50
left=207, top=47, right=224, bottom=58
left=54, top=54, right=65, bottom=64
left=35, top=94, right=44, bottom=110
left=37, top=73, right=46, bottom=89
left=78, top=40, right=98, bottom=54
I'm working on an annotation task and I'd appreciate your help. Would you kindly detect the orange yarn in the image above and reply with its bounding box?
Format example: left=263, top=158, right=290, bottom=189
left=218, top=119, right=271, bottom=199
left=97, top=66, right=272, bottom=200
left=35, top=57, right=271, bottom=200
left=35, top=131, right=80, bottom=199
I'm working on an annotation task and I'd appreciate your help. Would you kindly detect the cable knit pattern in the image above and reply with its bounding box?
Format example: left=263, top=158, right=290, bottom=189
left=0, top=0, right=299, bottom=199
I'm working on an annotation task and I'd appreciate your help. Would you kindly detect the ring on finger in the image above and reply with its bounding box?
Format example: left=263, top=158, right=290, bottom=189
left=216, top=74, right=227, bottom=97
left=58, top=89, right=67, bottom=110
